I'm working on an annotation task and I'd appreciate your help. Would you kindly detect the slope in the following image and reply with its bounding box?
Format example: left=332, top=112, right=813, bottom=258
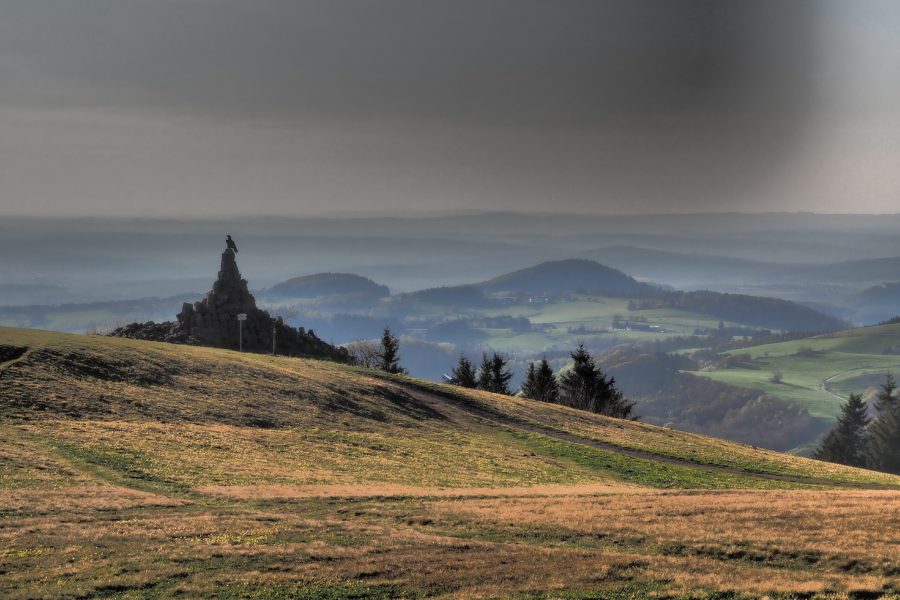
left=265, top=272, right=390, bottom=300
left=693, top=322, right=900, bottom=420
left=478, top=258, right=653, bottom=295
left=2, top=327, right=900, bottom=599
left=2, top=327, right=896, bottom=491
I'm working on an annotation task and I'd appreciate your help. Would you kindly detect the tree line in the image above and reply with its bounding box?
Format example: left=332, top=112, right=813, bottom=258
left=815, top=373, right=900, bottom=474
left=450, top=344, right=634, bottom=419
left=347, top=329, right=634, bottom=420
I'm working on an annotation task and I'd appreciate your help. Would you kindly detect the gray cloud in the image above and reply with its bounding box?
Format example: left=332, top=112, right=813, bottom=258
left=0, top=0, right=898, bottom=216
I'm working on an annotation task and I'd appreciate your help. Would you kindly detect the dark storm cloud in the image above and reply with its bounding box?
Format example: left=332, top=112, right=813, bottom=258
left=0, top=0, right=897, bottom=215
left=0, top=1, right=816, bottom=124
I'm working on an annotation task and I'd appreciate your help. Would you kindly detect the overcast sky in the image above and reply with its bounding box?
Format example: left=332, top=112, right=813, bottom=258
left=1, top=0, right=899, bottom=217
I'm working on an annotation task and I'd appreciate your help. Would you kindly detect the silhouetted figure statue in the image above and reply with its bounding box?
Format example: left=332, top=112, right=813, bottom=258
left=226, top=235, right=239, bottom=254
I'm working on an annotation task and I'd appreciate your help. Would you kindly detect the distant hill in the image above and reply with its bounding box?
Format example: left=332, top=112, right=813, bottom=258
left=389, top=285, right=490, bottom=313
left=598, top=348, right=830, bottom=451
left=266, top=273, right=389, bottom=299
left=0, top=294, right=198, bottom=333
left=589, top=245, right=900, bottom=288
left=0, top=283, right=68, bottom=307
left=802, top=257, right=900, bottom=284
left=848, top=282, right=900, bottom=323
left=691, top=321, right=900, bottom=421
left=479, top=259, right=653, bottom=295
left=632, top=290, right=849, bottom=333
left=477, top=259, right=843, bottom=333
left=586, top=245, right=776, bottom=286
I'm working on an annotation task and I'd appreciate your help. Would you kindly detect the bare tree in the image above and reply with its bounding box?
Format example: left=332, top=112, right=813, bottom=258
left=344, top=339, right=381, bottom=369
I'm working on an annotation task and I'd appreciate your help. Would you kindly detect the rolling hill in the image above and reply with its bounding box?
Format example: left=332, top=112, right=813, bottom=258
left=1, top=327, right=899, bottom=598
left=590, top=245, right=900, bottom=288
left=849, top=282, right=900, bottom=324
left=693, top=321, right=900, bottom=421
left=587, top=245, right=775, bottom=286
left=478, top=259, right=653, bottom=295
left=265, top=272, right=390, bottom=300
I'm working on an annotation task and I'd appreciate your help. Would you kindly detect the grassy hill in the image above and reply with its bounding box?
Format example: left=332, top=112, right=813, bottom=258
left=849, top=282, right=900, bottom=323
left=587, top=245, right=775, bottom=286
left=479, top=259, right=652, bottom=295
left=265, top=273, right=390, bottom=300
left=2, top=327, right=899, bottom=598
left=693, top=322, right=900, bottom=420
left=590, top=245, right=900, bottom=288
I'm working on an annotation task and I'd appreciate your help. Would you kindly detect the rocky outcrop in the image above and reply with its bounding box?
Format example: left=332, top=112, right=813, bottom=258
left=112, top=250, right=348, bottom=361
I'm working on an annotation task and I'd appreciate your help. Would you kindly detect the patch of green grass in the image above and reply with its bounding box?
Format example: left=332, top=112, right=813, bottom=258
left=508, top=430, right=808, bottom=489
left=46, top=438, right=194, bottom=496
left=695, top=350, right=900, bottom=419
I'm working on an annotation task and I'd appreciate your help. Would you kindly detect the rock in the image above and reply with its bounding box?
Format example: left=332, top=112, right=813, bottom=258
left=111, top=249, right=348, bottom=362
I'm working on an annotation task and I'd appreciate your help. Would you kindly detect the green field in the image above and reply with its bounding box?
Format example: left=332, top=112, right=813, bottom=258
left=692, top=323, right=900, bottom=419
left=472, top=295, right=744, bottom=353
left=2, top=327, right=899, bottom=598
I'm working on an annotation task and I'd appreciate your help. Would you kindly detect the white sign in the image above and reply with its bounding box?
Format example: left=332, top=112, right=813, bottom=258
left=237, top=313, right=247, bottom=321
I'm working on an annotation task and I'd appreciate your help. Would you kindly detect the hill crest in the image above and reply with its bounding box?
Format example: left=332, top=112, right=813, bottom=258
left=479, top=259, right=653, bottom=295
left=266, top=272, right=389, bottom=299
left=2, top=326, right=896, bottom=490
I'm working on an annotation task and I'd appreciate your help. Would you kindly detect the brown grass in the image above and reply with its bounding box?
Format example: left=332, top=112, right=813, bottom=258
left=2, top=328, right=900, bottom=597
left=0, top=484, right=897, bottom=599
left=195, top=482, right=637, bottom=500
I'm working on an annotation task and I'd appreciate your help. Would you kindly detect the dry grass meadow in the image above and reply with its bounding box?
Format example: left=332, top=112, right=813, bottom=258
left=1, top=328, right=899, bottom=598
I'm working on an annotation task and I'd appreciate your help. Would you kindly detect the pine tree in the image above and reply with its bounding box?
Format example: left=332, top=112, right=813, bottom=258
left=559, top=345, right=599, bottom=411
left=490, top=352, right=513, bottom=395
left=865, top=399, right=900, bottom=474
left=450, top=354, right=478, bottom=388
left=521, top=358, right=559, bottom=403
left=477, top=352, right=494, bottom=391
left=875, top=373, right=897, bottom=412
left=521, top=363, right=538, bottom=398
left=536, top=359, right=560, bottom=403
left=475, top=352, right=512, bottom=394
left=559, top=344, right=633, bottom=418
left=814, top=393, right=870, bottom=468
left=378, top=327, right=406, bottom=374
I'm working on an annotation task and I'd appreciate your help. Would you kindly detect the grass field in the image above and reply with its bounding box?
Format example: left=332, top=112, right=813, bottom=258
left=692, top=323, right=900, bottom=419
left=476, top=296, right=735, bottom=354
left=1, top=327, right=899, bottom=598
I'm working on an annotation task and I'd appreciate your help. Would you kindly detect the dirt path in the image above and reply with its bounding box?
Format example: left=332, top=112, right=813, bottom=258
left=397, top=384, right=891, bottom=489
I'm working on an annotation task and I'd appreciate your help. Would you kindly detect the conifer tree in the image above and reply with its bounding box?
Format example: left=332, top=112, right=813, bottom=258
left=490, top=352, right=513, bottom=395
left=814, top=393, right=870, bottom=468
left=475, top=352, right=513, bottom=394
left=477, top=352, right=494, bottom=391
left=559, top=344, right=633, bottom=418
left=521, top=363, right=538, bottom=398
left=865, top=399, right=900, bottom=474
left=378, top=327, right=406, bottom=374
left=875, top=373, right=897, bottom=412
left=521, top=358, right=559, bottom=403
left=450, top=354, right=478, bottom=388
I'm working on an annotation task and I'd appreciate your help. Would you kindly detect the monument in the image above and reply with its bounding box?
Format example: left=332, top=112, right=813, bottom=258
left=111, top=238, right=348, bottom=361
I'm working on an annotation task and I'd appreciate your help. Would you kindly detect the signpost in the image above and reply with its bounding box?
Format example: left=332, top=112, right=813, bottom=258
left=237, top=313, right=247, bottom=352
